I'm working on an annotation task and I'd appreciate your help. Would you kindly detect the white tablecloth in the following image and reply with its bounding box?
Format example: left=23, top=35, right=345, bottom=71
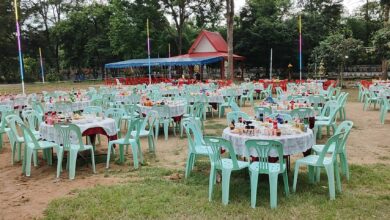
left=222, top=127, right=314, bottom=157
left=45, top=100, right=91, bottom=112
left=206, top=95, right=225, bottom=104
left=39, top=118, right=116, bottom=144
left=138, top=103, right=187, bottom=118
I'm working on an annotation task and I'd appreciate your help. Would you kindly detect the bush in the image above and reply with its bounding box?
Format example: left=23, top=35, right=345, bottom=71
left=46, top=70, right=63, bottom=82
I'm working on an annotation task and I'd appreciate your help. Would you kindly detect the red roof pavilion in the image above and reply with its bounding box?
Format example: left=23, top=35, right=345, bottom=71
left=174, top=30, right=245, bottom=61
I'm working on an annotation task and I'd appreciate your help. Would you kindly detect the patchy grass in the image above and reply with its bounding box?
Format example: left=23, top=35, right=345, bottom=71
left=204, top=123, right=226, bottom=130
left=44, top=163, right=390, bottom=219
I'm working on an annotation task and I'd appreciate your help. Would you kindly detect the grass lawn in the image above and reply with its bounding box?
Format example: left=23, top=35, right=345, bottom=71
left=0, top=81, right=102, bottom=94
left=44, top=162, right=390, bottom=219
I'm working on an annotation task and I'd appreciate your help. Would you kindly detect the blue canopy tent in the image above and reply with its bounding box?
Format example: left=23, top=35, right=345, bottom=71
left=104, top=56, right=223, bottom=69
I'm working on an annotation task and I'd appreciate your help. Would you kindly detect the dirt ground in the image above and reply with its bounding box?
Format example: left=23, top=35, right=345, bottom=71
left=0, top=88, right=389, bottom=219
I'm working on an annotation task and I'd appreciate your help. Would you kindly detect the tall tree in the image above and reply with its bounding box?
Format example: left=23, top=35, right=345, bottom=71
left=160, top=0, right=224, bottom=54
left=0, top=0, right=18, bottom=82
left=379, top=0, right=390, bottom=79
left=311, top=33, right=365, bottom=85
left=226, top=0, right=234, bottom=79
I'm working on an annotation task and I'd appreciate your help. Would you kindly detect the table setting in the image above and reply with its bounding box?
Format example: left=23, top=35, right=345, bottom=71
left=40, top=113, right=117, bottom=144
left=222, top=118, right=314, bottom=157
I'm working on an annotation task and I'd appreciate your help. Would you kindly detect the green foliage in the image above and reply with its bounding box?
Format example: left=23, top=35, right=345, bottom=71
left=109, top=0, right=171, bottom=59
left=46, top=70, right=63, bottom=82
left=0, top=0, right=389, bottom=83
left=372, top=26, right=390, bottom=60
left=311, top=34, right=365, bottom=73
left=23, top=56, right=39, bottom=82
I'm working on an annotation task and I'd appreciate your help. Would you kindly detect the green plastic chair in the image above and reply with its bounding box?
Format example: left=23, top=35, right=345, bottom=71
left=309, top=95, right=325, bottom=114
left=240, top=88, right=255, bottom=107
left=83, top=106, right=103, bottom=116
left=204, top=136, right=249, bottom=205
left=104, top=108, right=126, bottom=138
left=337, top=93, right=349, bottom=120
left=20, top=124, right=57, bottom=176
left=106, top=118, right=142, bottom=168
left=32, top=101, right=45, bottom=119
left=245, top=139, right=289, bottom=209
left=254, top=106, right=272, bottom=118
left=331, top=87, right=341, bottom=100
left=22, top=110, right=42, bottom=138
left=6, top=115, right=26, bottom=165
left=357, top=83, right=363, bottom=102
left=380, top=97, right=389, bottom=124
left=293, top=132, right=345, bottom=200
left=180, top=102, right=204, bottom=137
left=54, top=123, right=96, bottom=180
left=312, top=121, right=353, bottom=182
left=198, top=93, right=214, bottom=119
left=260, top=85, right=272, bottom=100
left=275, top=87, right=284, bottom=99
left=268, top=113, right=293, bottom=122
left=55, top=101, right=72, bottom=114
left=290, top=107, right=315, bottom=120
left=219, top=89, right=236, bottom=118
left=0, top=105, right=12, bottom=151
left=91, top=98, right=103, bottom=107
left=131, top=110, right=158, bottom=153
left=363, top=90, right=380, bottom=111
left=226, top=111, right=251, bottom=126
left=315, top=100, right=340, bottom=139
left=102, top=93, right=115, bottom=109
left=182, top=118, right=212, bottom=178
left=153, top=105, right=176, bottom=141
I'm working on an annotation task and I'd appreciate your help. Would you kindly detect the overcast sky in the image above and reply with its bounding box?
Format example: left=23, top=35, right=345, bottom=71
left=234, top=0, right=367, bottom=14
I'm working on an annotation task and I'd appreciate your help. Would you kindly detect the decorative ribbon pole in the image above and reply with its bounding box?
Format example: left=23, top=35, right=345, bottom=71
left=147, top=18, right=151, bottom=85
left=39, top=47, right=45, bottom=83
left=269, top=48, right=273, bottom=80
left=168, top=43, right=171, bottom=79
left=14, top=0, right=25, bottom=94
left=299, top=15, right=302, bottom=83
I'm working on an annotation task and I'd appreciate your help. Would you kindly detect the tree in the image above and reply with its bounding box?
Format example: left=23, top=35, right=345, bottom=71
left=381, top=0, right=390, bottom=24
left=24, top=0, right=84, bottom=72
left=0, top=0, right=19, bottom=83
left=235, top=0, right=294, bottom=72
left=377, top=0, right=390, bottom=79
left=109, top=0, right=171, bottom=59
left=372, top=26, right=390, bottom=79
left=311, top=34, right=365, bottom=86
left=52, top=3, right=112, bottom=71
left=226, top=0, right=234, bottom=79
left=160, top=0, right=224, bottom=54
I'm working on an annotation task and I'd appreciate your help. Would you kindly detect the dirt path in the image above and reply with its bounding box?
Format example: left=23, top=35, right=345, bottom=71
left=0, top=88, right=389, bottom=219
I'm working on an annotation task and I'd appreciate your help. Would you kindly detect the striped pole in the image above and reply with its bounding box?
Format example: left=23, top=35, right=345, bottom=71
left=299, top=15, right=302, bottom=82
left=39, top=47, right=45, bottom=83
left=168, top=43, right=171, bottom=79
left=147, top=18, right=151, bottom=85
left=14, top=0, right=25, bottom=94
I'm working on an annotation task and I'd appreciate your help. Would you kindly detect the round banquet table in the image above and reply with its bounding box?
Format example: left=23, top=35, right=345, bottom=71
left=258, top=103, right=316, bottom=117
left=222, top=127, right=314, bottom=157
left=138, top=102, right=187, bottom=118
left=45, top=100, right=91, bottom=112
left=39, top=118, right=117, bottom=144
